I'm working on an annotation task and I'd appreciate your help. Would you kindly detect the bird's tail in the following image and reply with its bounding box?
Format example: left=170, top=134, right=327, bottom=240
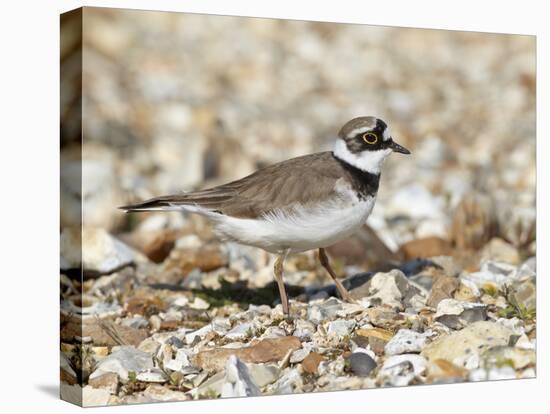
left=118, top=195, right=184, bottom=212
left=119, top=190, right=233, bottom=214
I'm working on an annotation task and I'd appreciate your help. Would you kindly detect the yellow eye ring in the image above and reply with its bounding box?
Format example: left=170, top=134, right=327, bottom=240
left=362, top=132, right=378, bottom=145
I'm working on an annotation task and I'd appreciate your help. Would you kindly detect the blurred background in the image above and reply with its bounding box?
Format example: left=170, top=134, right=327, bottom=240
left=61, top=7, right=535, bottom=286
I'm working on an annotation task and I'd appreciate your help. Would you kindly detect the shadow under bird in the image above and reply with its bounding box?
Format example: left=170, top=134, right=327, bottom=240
left=120, top=116, right=411, bottom=315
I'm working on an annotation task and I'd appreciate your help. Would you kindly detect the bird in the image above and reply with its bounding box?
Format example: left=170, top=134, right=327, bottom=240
left=120, top=116, right=410, bottom=315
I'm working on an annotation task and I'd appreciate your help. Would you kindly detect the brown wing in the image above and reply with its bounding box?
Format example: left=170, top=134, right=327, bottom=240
left=120, top=152, right=346, bottom=218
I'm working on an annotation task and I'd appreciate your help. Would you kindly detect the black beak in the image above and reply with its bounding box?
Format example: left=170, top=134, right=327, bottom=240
left=388, top=138, right=411, bottom=154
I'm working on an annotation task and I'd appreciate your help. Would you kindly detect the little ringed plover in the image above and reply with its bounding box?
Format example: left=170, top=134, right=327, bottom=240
left=120, top=116, right=411, bottom=315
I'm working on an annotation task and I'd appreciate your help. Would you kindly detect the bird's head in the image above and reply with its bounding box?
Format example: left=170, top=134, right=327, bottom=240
left=334, top=116, right=410, bottom=174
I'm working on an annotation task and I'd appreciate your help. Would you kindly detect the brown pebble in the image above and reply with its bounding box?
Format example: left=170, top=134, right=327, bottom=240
left=125, top=296, right=165, bottom=316
left=356, top=328, right=394, bottom=342
left=160, top=320, right=180, bottom=331
left=193, top=336, right=301, bottom=372
left=152, top=245, right=227, bottom=284
left=427, top=274, right=459, bottom=308
left=427, top=359, right=467, bottom=383
left=143, top=230, right=178, bottom=263
left=302, top=352, right=325, bottom=375
left=88, top=372, right=119, bottom=394
left=398, top=237, right=453, bottom=260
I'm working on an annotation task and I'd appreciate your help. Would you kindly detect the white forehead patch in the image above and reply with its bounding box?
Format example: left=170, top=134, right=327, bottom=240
left=346, top=126, right=371, bottom=138
left=383, top=127, right=391, bottom=141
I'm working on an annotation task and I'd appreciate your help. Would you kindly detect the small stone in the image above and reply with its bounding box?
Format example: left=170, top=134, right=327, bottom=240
left=260, top=326, right=288, bottom=339
left=317, top=355, right=346, bottom=377
left=88, top=372, right=119, bottom=394
left=125, top=296, right=165, bottom=316
left=356, top=327, right=394, bottom=342
left=165, top=336, right=185, bottom=348
left=221, top=356, right=260, bottom=397
left=137, top=337, right=161, bottom=355
left=434, top=299, right=487, bottom=329
left=348, top=352, right=376, bottom=377
left=161, top=313, right=182, bottom=328
left=240, top=304, right=273, bottom=319
left=378, top=354, right=428, bottom=386
left=337, top=302, right=368, bottom=317
left=193, top=336, right=301, bottom=372
left=155, top=245, right=227, bottom=284
left=509, top=280, right=536, bottom=310
left=307, top=297, right=344, bottom=324
left=189, top=296, right=211, bottom=310
left=290, top=347, right=311, bottom=363
left=172, top=297, right=189, bottom=307
left=481, top=238, right=520, bottom=265
left=326, top=319, right=356, bottom=337
left=164, top=348, right=191, bottom=371
left=94, top=344, right=114, bottom=358
left=326, top=225, right=397, bottom=269
left=351, top=269, right=422, bottom=310
left=462, top=269, right=507, bottom=289
left=496, top=317, right=526, bottom=336
left=61, top=228, right=137, bottom=276
left=483, top=260, right=517, bottom=277
left=163, top=310, right=183, bottom=325
left=354, top=335, right=385, bottom=356
left=90, top=346, right=154, bottom=382
left=246, top=363, right=282, bottom=387
left=185, top=318, right=231, bottom=344
left=293, top=320, right=316, bottom=341
left=427, top=275, right=459, bottom=307
left=408, top=272, right=436, bottom=292
left=269, top=368, right=303, bottom=395
left=142, top=230, right=177, bottom=263
left=306, top=305, right=324, bottom=325
left=191, top=371, right=225, bottom=398
left=136, top=369, right=168, bottom=383
left=302, top=352, right=325, bottom=375
left=421, top=321, right=514, bottom=368
left=121, top=316, right=149, bottom=329
left=366, top=306, right=401, bottom=329
left=517, top=257, right=536, bottom=279
left=430, top=256, right=463, bottom=278
left=149, top=315, right=162, bottom=331
left=454, top=279, right=480, bottom=302
left=225, top=322, right=259, bottom=340
left=384, top=329, right=432, bottom=355
left=427, top=359, right=467, bottom=383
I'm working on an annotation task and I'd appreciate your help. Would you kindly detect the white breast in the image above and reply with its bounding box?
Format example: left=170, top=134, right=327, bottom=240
left=209, top=192, right=376, bottom=254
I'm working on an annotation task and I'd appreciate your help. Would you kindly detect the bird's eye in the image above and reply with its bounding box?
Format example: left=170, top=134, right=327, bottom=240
left=362, top=132, right=378, bottom=145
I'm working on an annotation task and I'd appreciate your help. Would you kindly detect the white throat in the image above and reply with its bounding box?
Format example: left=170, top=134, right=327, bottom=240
left=333, top=139, right=391, bottom=174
